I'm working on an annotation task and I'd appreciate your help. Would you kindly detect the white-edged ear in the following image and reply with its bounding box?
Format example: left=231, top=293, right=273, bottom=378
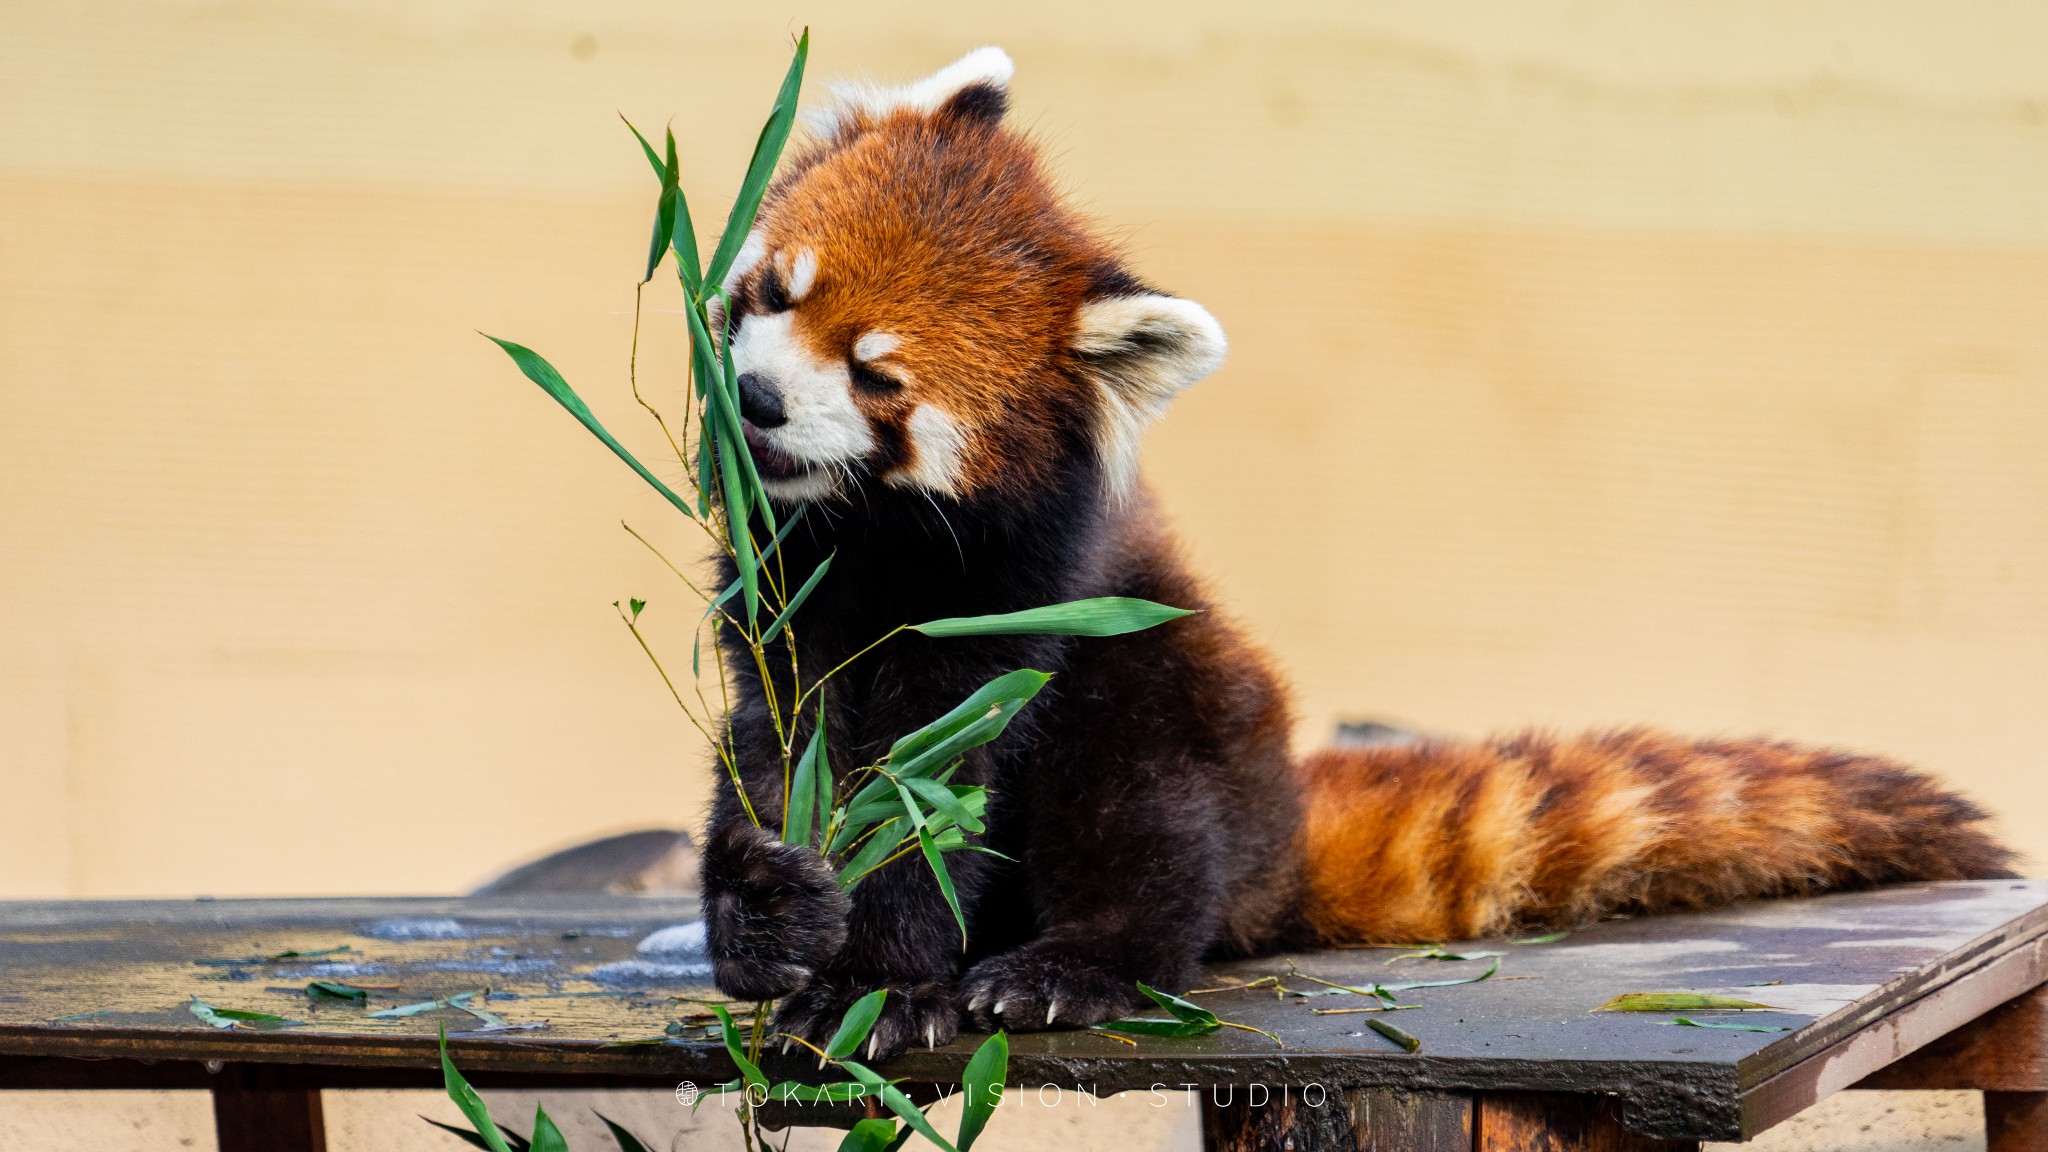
left=809, top=47, right=1014, bottom=140
left=1071, top=294, right=1227, bottom=494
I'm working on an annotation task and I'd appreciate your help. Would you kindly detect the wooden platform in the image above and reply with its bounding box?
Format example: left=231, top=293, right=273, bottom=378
left=2, top=881, right=2044, bottom=1151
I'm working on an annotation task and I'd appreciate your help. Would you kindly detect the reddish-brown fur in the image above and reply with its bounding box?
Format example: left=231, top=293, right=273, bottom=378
left=1295, top=730, right=2016, bottom=945
left=741, top=101, right=1124, bottom=497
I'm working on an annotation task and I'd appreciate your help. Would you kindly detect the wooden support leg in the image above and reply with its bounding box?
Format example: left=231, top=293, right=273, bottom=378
left=1476, top=1093, right=1698, bottom=1152
left=211, top=1064, right=328, bottom=1152
left=1202, top=1085, right=1471, bottom=1152
left=1988, top=1092, right=2048, bottom=1152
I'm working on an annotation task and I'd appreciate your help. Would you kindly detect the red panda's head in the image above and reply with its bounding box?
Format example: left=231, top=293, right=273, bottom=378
left=720, top=48, right=1225, bottom=508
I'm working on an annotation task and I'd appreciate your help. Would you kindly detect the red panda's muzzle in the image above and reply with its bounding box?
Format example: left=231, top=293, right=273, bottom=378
left=741, top=422, right=820, bottom=483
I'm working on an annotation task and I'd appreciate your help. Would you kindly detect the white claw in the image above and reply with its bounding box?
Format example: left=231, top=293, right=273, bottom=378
left=867, top=1034, right=880, bottom=1060
left=967, top=992, right=987, bottom=1013
left=992, top=999, right=1006, bottom=1016
left=1046, top=1001, right=1060, bottom=1025
left=926, top=1023, right=937, bottom=1049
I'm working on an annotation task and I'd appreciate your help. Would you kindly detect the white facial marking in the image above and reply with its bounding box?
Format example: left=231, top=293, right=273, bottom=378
left=1071, top=294, right=1227, bottom=497
left=729, top=311, right=877, bottom=499
left=785, top=248, right=818, bottom=302
left=808, top=46, right=1015, bottom=140
left=852, top=331, right=900, bottom=362
left=886, top=404, right=969, bottom=497
left=723, top=231, right=767, bottom=293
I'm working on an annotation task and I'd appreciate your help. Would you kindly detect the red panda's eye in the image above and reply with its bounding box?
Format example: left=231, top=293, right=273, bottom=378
left=756, top=270, right=791, bottom=314
left=850, top=361, right=902, bottom=395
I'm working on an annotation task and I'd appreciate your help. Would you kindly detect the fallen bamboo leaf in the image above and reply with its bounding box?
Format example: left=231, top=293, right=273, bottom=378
left=369, top=990, right=487, bottom=1019
left=1310, top=1005, right=1421, bottom=1016
left=1384, top=945, right=1506, bottom=965
left=1595, top=992, right=1785, bottom=1012
left=1511, top=931, right=1570, bottom=945
left=196, top=945, right=356, bottom=967
left=305, top=980, right=373, bottom=1002
left=1366, top=1018, right=1420, bottom=1052
left=1665, top=1016, right=1792, bottom=1033
left=189, top=997, right=299, bottom=1030
left=1086, top=1029, right=1140, bottom=1046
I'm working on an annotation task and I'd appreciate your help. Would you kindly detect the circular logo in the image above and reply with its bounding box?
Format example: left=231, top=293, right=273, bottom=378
left=674, top=1080, right=701, bottom=1107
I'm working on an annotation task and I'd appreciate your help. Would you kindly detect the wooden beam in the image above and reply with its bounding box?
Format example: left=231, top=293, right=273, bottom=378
left=1202, top=1086, right=1474, bottom=1152
left=1476, top=1093, right=1697, bottom=1152
left=1855, top=984, right=2048, bottom=1092
left=211, top=1064, right=327, bottom=1152
left=1987, top=1093, right=2048, bottom=1152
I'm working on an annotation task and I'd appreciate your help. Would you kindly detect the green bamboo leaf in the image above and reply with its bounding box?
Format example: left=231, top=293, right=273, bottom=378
left=766, top=1081, right=875, bottom=1104
left=785, top=719, right=825, bottom=846
left=1380, top=956, right=1501, bottom=993
left=642, top=127, right=680, bottom=283
left=718, top=318, right=777, bottom=529
left=918, top=824, right=968, bottom=946
left=305, top=980, right=369, bottom=1002
left=595, top=1113, right=656, bottom=1152
left=704, top=30, right=809, bottom=291
left=1097, top=1017, right=1213, bottom=1037
left=188, top=997, right=298, bottom=1029
left=824, top=989, right=889, bottom=1059
left=837, top=1119, right=902, bottom=1152
left=884, top=670, right=1052, bottom=768
left=623, top=114, right=663, bottom=177
left=484, top=336, right=696, bottom=521
left=1664, top=1016, right=1792, bottom=1033
left=1136, top=983, right=1219, bottom=1028
left=683, top=305, right=760, bottom=620
left=419, top=1118, right=532, bottom=1152
left=956, top=1032, right=1008, bottom=1151
left=439, top=1026, right=516, bottom=1152
left=708, top=1005, right=767, bottom=1088
left=909, top=597, right=1195, bottom=639
left=835, top=817, right=903, bottom=886
left=840, top=1062, right=958, bottom=1152
left=528, top=1106, right=568, bottom=1152
left=1596, top=992, right=1785, bottom=1012
left=621, top=117, right=702, bottom=292
left=901, top=775, right=985, bottom=834
left=813, top=701, right=834, bottom=840
left=760, top=553, right=832, bottom=645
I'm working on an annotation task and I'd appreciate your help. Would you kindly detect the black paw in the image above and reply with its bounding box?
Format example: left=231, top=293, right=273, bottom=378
left=773, top=974, right=959, bottom=1062
left=957, top=943, right=1153, bottom=1032
left=702, top=820, right=851, bottom=1001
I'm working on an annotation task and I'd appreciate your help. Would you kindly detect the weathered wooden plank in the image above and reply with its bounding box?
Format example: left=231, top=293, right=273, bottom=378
left=1855, top=985, right=2048, bottom=1091
left=1202, top=1084, right=1361, bottom=1152
left=1478, top=1093, right=1695, bottom=1152
left=1740, top=933, right=2048, bottom=1139
left=1352, top=1087, right=1474, bottom=1152
left=0, top=883, right=2042, bottom=1143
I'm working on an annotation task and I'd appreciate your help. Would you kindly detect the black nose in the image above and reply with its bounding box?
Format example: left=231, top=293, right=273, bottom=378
left=737, top=373, right=787, bottom=428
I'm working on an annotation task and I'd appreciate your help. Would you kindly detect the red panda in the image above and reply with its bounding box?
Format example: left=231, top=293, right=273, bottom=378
left=697, top=47, right=2013, bottom=1059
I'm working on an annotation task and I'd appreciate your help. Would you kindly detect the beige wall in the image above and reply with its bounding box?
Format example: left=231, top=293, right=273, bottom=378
left=4, top=1, right=2047, bottom=897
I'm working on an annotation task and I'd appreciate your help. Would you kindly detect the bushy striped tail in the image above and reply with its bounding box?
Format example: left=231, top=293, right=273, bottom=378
left=1294, top=729, right=2015, bottom=946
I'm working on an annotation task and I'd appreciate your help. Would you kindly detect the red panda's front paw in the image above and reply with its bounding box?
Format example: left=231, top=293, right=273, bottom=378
left=702, top=820, right=850, bottom=1002
left=957, top=943, right=1154, bottom=1033
left=772, top=974, right=959, bottom=1061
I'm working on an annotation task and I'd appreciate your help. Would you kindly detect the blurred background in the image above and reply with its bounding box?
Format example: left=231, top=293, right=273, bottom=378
left=8, top=0, right=2047, bottom=899
left=3, top=2, right=2046, bottom=1146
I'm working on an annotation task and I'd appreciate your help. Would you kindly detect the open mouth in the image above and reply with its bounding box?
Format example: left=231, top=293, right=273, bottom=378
left=740, top=423, right=820, bottom=483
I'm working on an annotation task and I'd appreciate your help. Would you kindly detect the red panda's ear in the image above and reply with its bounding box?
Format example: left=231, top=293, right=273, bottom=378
left=810, top=47, right=1014, bottom=142
left=1071, top=294, right=1227, bottom=492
